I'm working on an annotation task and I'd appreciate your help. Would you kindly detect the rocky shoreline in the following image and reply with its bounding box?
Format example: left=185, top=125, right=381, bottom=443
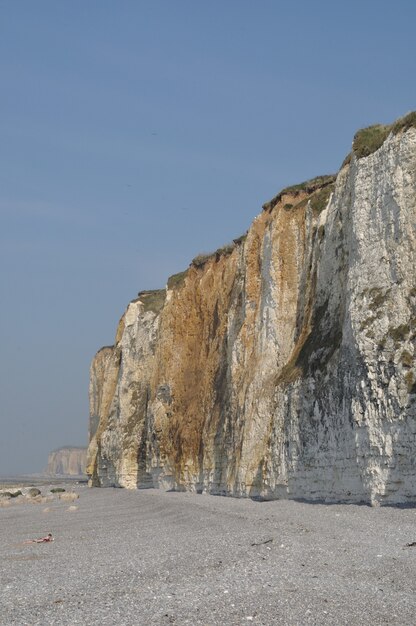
left=1, top=486, right=416, bottom=625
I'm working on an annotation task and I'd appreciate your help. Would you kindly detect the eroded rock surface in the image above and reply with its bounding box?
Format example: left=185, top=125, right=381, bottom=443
left=87, top=116, right=416, bottom=504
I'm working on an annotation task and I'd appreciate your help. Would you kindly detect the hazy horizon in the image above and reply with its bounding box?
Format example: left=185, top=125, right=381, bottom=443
left=1, top=0, right=416, bottom=474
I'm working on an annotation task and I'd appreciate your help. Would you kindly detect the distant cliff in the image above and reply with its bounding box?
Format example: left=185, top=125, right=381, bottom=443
left=87, top=113, right=416, bottom=505
left=47, top=447, right=87, bottom=476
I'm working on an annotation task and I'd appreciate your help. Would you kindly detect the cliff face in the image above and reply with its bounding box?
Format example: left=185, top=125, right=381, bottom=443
left=88, top=115, right=416, bottom=504
left=47, top=447, right=87, bottom=476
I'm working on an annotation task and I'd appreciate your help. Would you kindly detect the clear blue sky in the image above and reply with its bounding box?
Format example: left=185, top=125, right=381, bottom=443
left=1, top=0, right=415, bottom=474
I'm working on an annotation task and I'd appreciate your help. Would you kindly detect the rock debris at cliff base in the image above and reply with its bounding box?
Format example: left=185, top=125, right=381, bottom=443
left=87, top=113, right=416, bottom=504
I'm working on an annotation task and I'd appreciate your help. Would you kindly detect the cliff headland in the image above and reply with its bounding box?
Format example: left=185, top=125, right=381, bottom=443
left=46, top=447, right=87, bottom=476
left=87, top=113, right=416, bottom=505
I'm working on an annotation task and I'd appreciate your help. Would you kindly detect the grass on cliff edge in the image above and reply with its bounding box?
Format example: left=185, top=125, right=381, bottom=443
left=167, top=270, right=188, bottom=290
left=347, top=110, right=416, bottom=161
left=262, top=174, right=336, bottom=212
left=191, top=244, right=234, bottom=268
left=352, top=124, right=391, bottom=159
left=292, top=183, right=336, bottom=216
left=191, top=235, right=247, bottom=269
left=135, top=289, right=166, bottom=313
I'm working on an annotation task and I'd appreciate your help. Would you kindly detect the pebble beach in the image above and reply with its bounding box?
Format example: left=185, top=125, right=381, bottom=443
left=1, top=483, right=416, bottom=625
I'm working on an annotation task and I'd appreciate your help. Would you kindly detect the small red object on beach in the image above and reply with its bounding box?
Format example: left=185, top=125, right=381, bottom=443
left=26, top=533, right=54, bottom=544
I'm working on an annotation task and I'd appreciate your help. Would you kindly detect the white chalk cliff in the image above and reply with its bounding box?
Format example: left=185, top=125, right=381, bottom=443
left=47, top=447, right=87, bottom=476
left=87, top=114, right=416, bottom=504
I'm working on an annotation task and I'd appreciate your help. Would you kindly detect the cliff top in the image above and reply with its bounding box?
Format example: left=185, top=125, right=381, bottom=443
left=50, top=446, right=87, bottom=453
left=264, top=111, right=416, bottom=211
left=262, top=174, right=336, bottom=213
left=342, top=110, right=416, bottom=164
left=134, top=289, right=166, bottom=314
left=95, top=109, right=416, bottom=358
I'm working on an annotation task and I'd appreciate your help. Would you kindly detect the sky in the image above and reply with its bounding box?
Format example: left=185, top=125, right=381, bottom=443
left=1, top=0, right=415, bottom=475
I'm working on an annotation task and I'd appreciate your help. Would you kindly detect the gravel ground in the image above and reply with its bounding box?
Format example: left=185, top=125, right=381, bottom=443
left=1, top=486, right=416, bottom=626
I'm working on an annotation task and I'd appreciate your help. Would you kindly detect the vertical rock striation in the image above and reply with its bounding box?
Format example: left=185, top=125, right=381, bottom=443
left=87, top=114, right=416, bottom=504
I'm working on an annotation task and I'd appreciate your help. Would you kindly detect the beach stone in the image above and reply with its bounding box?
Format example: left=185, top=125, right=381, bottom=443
left=8, top=490, right=22, bottom=498
left=1, top=487, right=416, bottom=625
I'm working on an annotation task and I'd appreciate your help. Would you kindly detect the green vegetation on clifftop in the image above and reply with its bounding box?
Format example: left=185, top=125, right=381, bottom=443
left=263, top=174, right=336, bottom=212
left=191, top=235, right=246, bottom=269
left=349, top=111, right=416, bottom=161
left=167, top=271, right=188, bottom=290
left=352, top=125, right=391, bottom=159
left=136, top=289, right=166, bottom=314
